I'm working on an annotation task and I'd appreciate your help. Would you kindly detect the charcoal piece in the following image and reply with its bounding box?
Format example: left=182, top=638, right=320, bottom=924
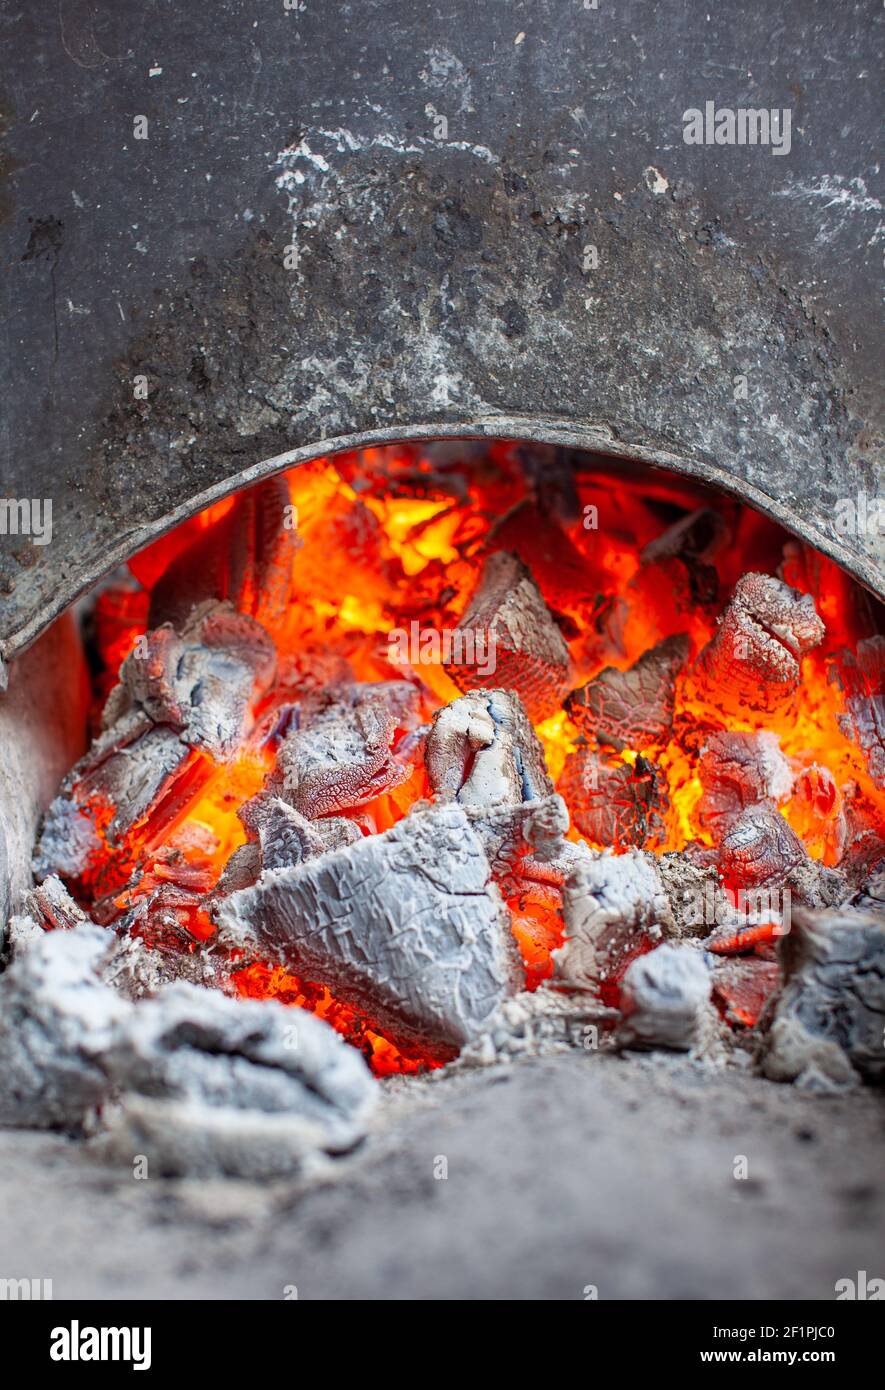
left=712, top=957, right=781, bottom=1028
left=697, top=731, right=793, bottom=838
left=618, top=943, right=711, bottom=1051
left=832, top=636, right=885, bottom=789
left=565, top=634, right=689, bottom=752
left=759, top=908, right=885, bottom=1089
left=554, top=849, right=674, bottom=991
left=106, top=601, right=277, bottom=760
left=558, top=747, right=667, bottom=849
left=0, top=926, right=128, bottom=1129
left=272, top=681, right=423, bottom=818
left=34, top=721, right=192, bottom=878
left=149, top=475, right=300, bottom=633
left=640, top=508, right=729, bottom=568
left=242, top=794, right=361, bottom=870
left=697, top=572, right=825, bottom=712
left=488, top=499, right=605, bottom=616
left=216, top=803, right=524, bottom=1059
left=20, top=873, right=92, bottom=933
left=426, top=688, right=553, bottom=807
left=101, top=983, right=376, bottom=1178
left=719, top=806, right=848, bottom=908
left=444, top=551, right=571, bottom=721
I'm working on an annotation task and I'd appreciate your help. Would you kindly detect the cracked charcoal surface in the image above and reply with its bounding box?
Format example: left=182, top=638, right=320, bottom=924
left=445, top=552, right=571, bottom=721
left=555, top=849, right=673, bottom=990
left=697, top=573, right=825, bottom=712
left=698, top=731, right=794, bottom=838
left=216, top=803, right=524, bottom=1059
left=565, top=633, right=689, bottom=752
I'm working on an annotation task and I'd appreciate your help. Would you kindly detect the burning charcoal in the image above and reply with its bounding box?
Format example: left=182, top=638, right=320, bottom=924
left=565, top=634, right=689, bottom=752
left=101, top=983, right=377, bottom=1179
left=697, top=731, right=793, bottom=838
left=640, top=507, right=728, bottom=570
left=488, top=498, right=607, bottom=616
left=0, top=926, right=128, bottom=1129
left=426, top=688, right=553, bottom=806
left=712, top=957, right=781, bottom=1029
left=720, top=806, right=848, bottom=908
left=149, top=475, right=300, bottom=633
left=105, top=600, right=277, bottom=761
left=696, top=572, right=825, bottom=713
left=444, top=551, right=571, bottom=721
left=35, top=604, right=277, bottom=882
left=832, top=636, right=885, bottom=789
left=554, top=849, right=674, bottom=993
left=271, top=681, right=423, bottom=818
left=618, top=943, right=711, bottom=1051
left=759, top=907, right=885, bottom=1089
left=558, top=747, right=667, bottom=849
left=19, top=874, right=92, bottom=933
left=215, top=796, right=362, bottom=895
left=216, top=803, right=524, bottom=1060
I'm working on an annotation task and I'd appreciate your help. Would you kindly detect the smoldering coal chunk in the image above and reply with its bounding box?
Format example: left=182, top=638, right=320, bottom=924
left=104, top=600, right=277, bottom=761
left=697, top=573, right=824, bottom=712
left=558, top=747, right=667, bottom=850
left=216, top=803, right=524, bottom=1060
left=565, top=634, right=689, bottom=752
left=640, top=507, right=728, bottom=571
left=426, top=688, right=553, bottom=806
left=555, top=848, right=674, bottom=992
left=101, top=983, right=377, bottom=1178
left=35, top=603, right=277, bottom=879
left=19, top=873, right=93, bottom=933
left=759, top=908, right=885, bottom=1089
left=271, top=680, right=423, bottom=818
left=618, top=943, right=711, bottom=1051
left=214, top=795, right=362, bottom=897
left=0, top=926, right=128, bottom=1129
left=444, top=550, right=571, bottom=721
left=832, top=636, right=885, bottom=789
left=149, top=475, right=300, bottom=633
left=697, top=731, right=793, bottom=838
left=720, top=806, right=848, bottom=908
left=712, top=957, right=781, bottom=1029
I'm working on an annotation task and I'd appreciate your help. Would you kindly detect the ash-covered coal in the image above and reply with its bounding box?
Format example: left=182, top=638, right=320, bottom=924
left=216, top=802, right=524, bottom=1060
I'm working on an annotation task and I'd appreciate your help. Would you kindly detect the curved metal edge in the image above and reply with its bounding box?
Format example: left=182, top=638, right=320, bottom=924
left=2, top=415, right=882, bottom=662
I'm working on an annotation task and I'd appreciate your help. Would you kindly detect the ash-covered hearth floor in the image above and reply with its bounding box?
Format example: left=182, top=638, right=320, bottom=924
left=2, top=1052, right=882, bottom=1301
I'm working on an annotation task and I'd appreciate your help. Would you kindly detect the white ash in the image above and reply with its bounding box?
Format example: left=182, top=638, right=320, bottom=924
left=216, top=795, right=362, bottom=894
left=695, top=573, right=825, bottom=713
left=425, top=687, right=553, bottom=806
left=698, top=731, right=793, bottom=838
left=618, top=943, right=712, bottom=1051
left=104, top=600, right=277, bottom=760
left=99, top=982, right=376, bottom=1178
left=453, top=985, right=618, bottom=1068
left=555, top=848, right=674, bottom=990
left=0, top=926, right=129, bottom=1130
left=270, top=679, right=423, bottom=817
left=216, top=802, right=524, bottom=1059
left=656, top=852, right=740, bottom=938
left=0, top=925, right=377, bottom=1176
left=758, top=907, right=885, bottom=1090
